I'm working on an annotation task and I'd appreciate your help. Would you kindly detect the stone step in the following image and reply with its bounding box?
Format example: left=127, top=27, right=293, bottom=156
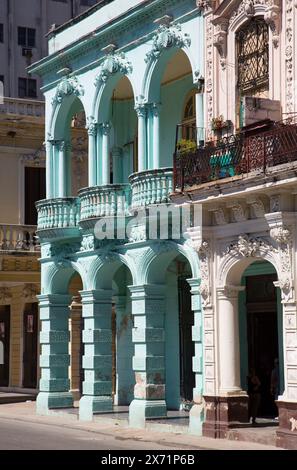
left=0, top=393, right=36, bottom=405
left=227, top=425, right=278, bottom=447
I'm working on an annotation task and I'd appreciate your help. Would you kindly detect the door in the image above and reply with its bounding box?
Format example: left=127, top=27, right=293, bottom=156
left=178, top=279, right=195, bottom=402
left=24, top=167, right=46, bottom=225
left=0, top=306, right=10, bottom=386
left=23, top=303, right=38, bottom=388
left=246, top=274, right=279, bottom=417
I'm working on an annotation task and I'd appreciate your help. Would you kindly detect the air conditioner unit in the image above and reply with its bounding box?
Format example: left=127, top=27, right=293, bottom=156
left=22, top=48, right=32, bottom=57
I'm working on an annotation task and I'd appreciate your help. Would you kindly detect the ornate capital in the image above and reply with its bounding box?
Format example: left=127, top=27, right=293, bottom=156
left=270, top=226, right=292, bottom=245
left=213, top=18, right=229, bottom=69
left=151, top=102, right=161, bottom=117
left=135, top=102, right=147, bottom=118
left=86, top=116, right=97, bottom=136
left=95, top=51, right=132, bottom=86
left=226, top=200, right=247, bottom=223
left=23, top=284, right=39, bottom=299
left=264, top=0, right=281, bottom=47
left=0, top=287, right=12, bottom=303
left=217, top=285, right=245, bottom=300
left=145, top=23, right=191, bottom=63
left=52, top=75, right=84, bottom=105
left=101, top=122, right=111, bottom=135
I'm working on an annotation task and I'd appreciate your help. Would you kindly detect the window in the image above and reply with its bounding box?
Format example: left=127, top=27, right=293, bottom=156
left=0, top=24, right=3, bottom=43
left=25, top=167, right=46, bottom=225
left=236, top=18, right=269, bottom=96
left=18, top=78, right=37, bottom=98
left=181, top=91, right=197, bottom=141
left=18, top=27, right=36, bottom=48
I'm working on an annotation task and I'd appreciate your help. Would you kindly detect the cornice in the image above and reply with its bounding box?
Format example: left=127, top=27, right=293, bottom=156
left=28, top=0, right=200, bottom=81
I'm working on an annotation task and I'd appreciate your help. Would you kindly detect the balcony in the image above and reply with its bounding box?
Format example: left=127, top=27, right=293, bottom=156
left=0, top=97, right=45, bottom=118
left=0, top=224, right=39, bottom=252
left=36, top=198, right=80, bottom=239
left=173, top=118, right=297, bottom=191
left=129, top=168, right=173, bottom=209
left=79, top=184, right=131, bottom=222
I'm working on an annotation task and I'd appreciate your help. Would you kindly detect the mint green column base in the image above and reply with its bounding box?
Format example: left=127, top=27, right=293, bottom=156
left=36, top=391, right=73, bottom=415
left=129, top=399, right=167, bottom=428
left=189, top=403, right=204, bottom=436
left=79, top=395, right=113, bottom=421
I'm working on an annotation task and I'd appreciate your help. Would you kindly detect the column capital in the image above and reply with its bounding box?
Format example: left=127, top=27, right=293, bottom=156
left=135, top=102, right=147, bottom=118
left=151, top=102, right=161, bottom=116
left=128, top=284, right=166, bottom=298
left=37, top=293, right=72, bottom=306
left=101, top=122, right=111, bottom=135
left=217, top=285, right=245, bottom=300
left=79, top=289, right=113, bottom=303
left=86, top=116, right=97, bottom=136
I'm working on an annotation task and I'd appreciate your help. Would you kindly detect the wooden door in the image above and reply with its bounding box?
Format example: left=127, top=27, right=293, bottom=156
left=24, top=167, right=46, bottom=225
left=23, top=303, right=38, bottom=388
left=0, top=306, right=10, bottom=386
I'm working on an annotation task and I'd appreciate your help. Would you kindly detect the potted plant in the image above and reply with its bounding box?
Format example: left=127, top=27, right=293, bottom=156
left=211, top=115, right=232, bottom=132
left=176, top=138, right=197, bottom=154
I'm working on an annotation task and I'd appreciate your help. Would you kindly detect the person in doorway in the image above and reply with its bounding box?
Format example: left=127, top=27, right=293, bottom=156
left=248, top=368, right=261, bottom=425
left=270, top=358, right=280, bottom=419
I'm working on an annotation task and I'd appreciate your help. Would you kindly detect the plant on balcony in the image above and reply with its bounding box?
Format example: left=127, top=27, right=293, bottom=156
left=211, top=115, right=231, bottom=131
left=176, top=138, right=197, bottom=154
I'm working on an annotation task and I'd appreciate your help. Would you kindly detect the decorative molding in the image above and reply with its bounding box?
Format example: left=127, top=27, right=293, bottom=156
left=225, top=200, right=247, bottom=223
left=205, top=12, right=214, bottom=139
left=0, top=287, right=12, bottom=303
left=285, top=0, right=294, bottom=114
left=52, top=75, right=84, bottom=104
left=128, top=224, right=147, bottom=243
left=246, top=196, right=266, bottom=218
left=208, top=206, right=227, bottom=225
left=23, top=284, right=39, bottom=299
left=224, top=234, right=270, bottom=258
left=134, top=101, right=148, bottom=118
left=270, top=226, right=292, bottom=244
left=145, top=23, right=191, bottom=63
left=197, top=240, right=212, bottom=307
left=94, top=51, right=132, bottom=86
left=213, top=19, right=229, bottom=69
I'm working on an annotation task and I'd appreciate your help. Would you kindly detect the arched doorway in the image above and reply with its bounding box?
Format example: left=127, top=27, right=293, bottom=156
left=239, top=261, right=284, bottom=420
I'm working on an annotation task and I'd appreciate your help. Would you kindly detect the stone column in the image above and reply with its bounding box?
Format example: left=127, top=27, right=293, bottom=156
left=114, top=296, right=134, bottom=405
left=152, top=103, right=160, bottom=169
left=87, top=118, right=97, bottom=187
left=58, top=141, right=67, bottom=198
left=101, top=123, right=111, bottom=185
left=129, top=285, right=166, bottom=428
left=135, top=103, right=147, bottom=172
left=46, top=140, right=53, bottom=199
left=36, top=294, right=73, bottom=414
left=79, top=290, right=113, bottom=421
left=112, top=147, right=123, bottom=184
left=188, top=279, right=204, bottom=435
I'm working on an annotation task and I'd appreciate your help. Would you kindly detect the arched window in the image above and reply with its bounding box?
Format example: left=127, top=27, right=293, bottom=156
left=236, top=18, right=269, bottom=97
left=182, top=90, right=196, bottom=140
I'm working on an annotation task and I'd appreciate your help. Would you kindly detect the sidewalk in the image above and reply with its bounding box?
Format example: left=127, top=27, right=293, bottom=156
left=0, top=402, right=282, bottom=450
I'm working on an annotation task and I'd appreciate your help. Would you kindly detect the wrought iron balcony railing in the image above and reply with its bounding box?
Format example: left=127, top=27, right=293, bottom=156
left=129, top=168, right=173, bottom=209
left=174, top=118, right=297, bottom=191
left=0, top=224, right=39, bottom=251
left=36, top=198, right=80, bottom=230
left=79, top=184, right=131, bottom=221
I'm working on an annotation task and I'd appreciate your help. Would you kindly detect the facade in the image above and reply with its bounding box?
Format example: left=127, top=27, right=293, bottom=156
left=29, top=0, right=205, bottom=431
left=0, top=0, right=97, bottom=393
left=173, top=0, right=297, bottom=450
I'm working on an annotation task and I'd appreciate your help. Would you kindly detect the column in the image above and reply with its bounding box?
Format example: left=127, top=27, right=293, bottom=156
left=195, top=92, right=204, bottom=144
left=58, top=141, right=67, bottom=198
left=79, top=290, right=113, bottom=421
left=112, top=147, right=123, bottom=184
left=69, top=296, right=82, bottom=401
left=87, top=118, right=97, bottom=187
left=45, top=140, right=53, bottom=199
left=114, top=296, right=134, bottom=405
left=188, top=279, right=204, bottom=435
left=135, top=103, right=147, bottom=172
left=36, top=294, right=73, bottom=414
left=101, top=122, right=111, bottom=185
left=217, top=286, right=243, bottom=394
left=129, top=285, right=166, bottom=428
left=152, top=103, right=160, bottom=169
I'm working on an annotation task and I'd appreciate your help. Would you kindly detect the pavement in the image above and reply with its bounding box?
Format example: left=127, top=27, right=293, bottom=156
left=0, top=402, right=282, bottom=450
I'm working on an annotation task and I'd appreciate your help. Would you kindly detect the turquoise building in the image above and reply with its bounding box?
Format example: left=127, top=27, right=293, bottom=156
left=29, top=0, right=204, bottom=433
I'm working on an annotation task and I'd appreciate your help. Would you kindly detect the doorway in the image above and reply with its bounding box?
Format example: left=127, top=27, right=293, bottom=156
left=23, top=303, right=38, bottom=388
left=178, top=279, right=195, bottom=402
left=0, top=306, right=10, bottom=386
left=246, top=274, right=279, bottom=417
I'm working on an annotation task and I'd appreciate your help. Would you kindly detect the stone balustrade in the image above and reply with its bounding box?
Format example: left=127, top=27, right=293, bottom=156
left=129, top=168, right=173, bottom=209
left=79, top=184, right=131, bottom=221
left=0, top=97, right=45, bottom=118
left=0, top=224, right=39, bottom=251
left=36, top=198, right=80, bottom=230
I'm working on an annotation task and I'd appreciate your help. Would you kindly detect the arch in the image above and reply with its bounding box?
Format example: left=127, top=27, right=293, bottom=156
left=93, top=71, right=136, bottom=124
left=42, top=260, right=87, bottom=295
left=50, top=94, right=86, bottom=141
left=87, top=253, right=136, bottom=291
left=142, top=242, right=199, bottom=285
left=143, top=46, right=196, bottom=104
